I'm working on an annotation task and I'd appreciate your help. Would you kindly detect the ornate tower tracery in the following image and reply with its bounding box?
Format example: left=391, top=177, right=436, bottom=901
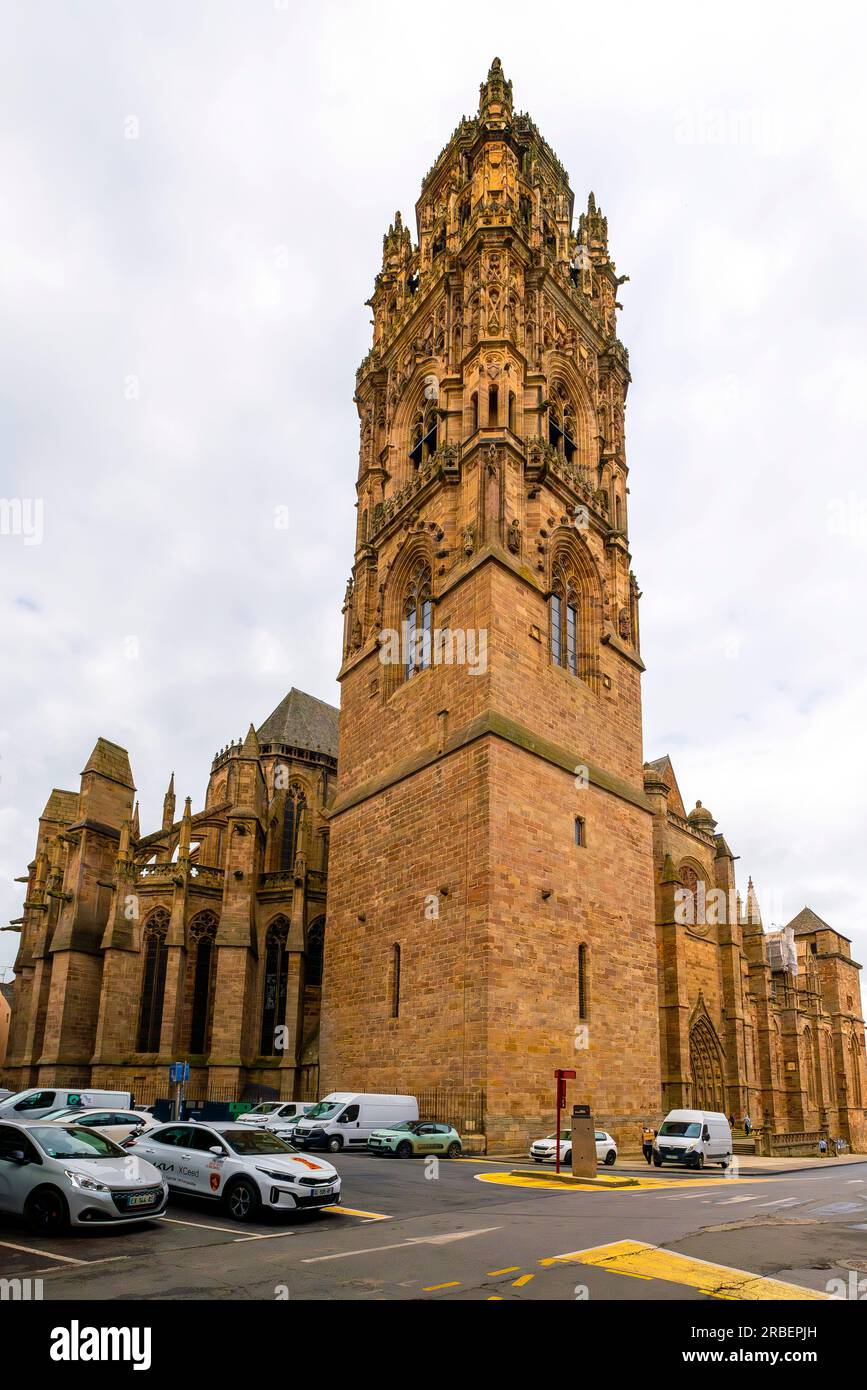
left=324, top=60, right=661, bottom=1148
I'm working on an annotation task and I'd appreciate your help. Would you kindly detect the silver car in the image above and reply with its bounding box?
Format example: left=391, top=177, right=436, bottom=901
left=127, top=1121, right=341, bottom=1222
left=0, top=1120, right=168, bottom=1234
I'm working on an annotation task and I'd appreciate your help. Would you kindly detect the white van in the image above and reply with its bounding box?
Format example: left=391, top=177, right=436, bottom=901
left=293, top=1093, right=418, bottom=1152
left=0, top=1087, right=134, bottom=1123
left=653, top=1109, right=732, bottom=1170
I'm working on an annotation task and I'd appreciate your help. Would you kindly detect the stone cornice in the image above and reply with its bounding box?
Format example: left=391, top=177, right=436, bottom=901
left=327, top=707, right=651, bottom=819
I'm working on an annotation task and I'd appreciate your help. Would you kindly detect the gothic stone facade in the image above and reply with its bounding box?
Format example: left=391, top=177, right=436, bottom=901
left=4, top=691, right=335, bottom=1103
left=4, top=62, right=866, bottom=1152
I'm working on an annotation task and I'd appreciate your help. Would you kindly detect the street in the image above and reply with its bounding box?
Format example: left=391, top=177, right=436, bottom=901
left=2, top=1153, right=865, bottom=1301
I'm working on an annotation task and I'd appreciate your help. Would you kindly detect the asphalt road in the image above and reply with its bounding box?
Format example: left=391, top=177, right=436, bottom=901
left=2, top=1153, right=866, bottom=1301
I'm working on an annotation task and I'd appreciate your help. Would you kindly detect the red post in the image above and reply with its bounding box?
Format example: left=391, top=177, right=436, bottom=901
left=554, top=1069, right=576, bottom=1175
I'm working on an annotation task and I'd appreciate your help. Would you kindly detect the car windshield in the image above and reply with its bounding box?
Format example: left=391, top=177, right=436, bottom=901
left=381, top=1121, right=417, bottom=1132
left=544, top=1133, right=571, bottom=1141
left=40, top=1108, right=78, bottom=1122
left=223, top=1129, right=296, bottom=1156
left=301, top=1102, right=342, bottom=1121
left=246, top=1104, right=280, bottom=1116
left=659, top=1121, right=701, bottom=1138
left=29, top=1126, right=125, bottom=1158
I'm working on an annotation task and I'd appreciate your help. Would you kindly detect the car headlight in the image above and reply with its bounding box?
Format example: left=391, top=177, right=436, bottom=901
left=686, top=1142, right=697, bottom=1152
left=256, top=1166, right=298, bottom=1182
left=64, top=1170, right=111, bottom=1193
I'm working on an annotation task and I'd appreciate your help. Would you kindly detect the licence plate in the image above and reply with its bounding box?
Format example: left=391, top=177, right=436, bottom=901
left=127, top=1191, right=157, bottom=1207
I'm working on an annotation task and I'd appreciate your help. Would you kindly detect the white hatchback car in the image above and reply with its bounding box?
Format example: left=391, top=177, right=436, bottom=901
left=529, top=1129, right=618, bottom=1166
left=0, top=1120, right=168, bottom=1233
left=126, top=1121, right=342, bottom=1222
left=237, top=1101, right=315, bottom=1128
left=39, top=1107, right=159, bottom=1145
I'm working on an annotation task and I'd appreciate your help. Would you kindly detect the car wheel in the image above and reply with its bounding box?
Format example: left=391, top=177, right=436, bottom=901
left=396, top=1140, right=413, bottom=1159
left=25, top=1186, right=70, bottom=1235
left=652, top=1155, right=663, bottom=1168
left=533, top=1157, right=543, bottom=1163
left=563, top=1150, right=572, bottom=1164
left=327, top=1136, right=343, bottom=1154
left=604, top=1149, right=617, bottom=1166
left=446, top=1142, right=462, bottom=1159
left=694, top=1153, right=705, bottom=1170
left=224, top=1178, right=261, bottom=1223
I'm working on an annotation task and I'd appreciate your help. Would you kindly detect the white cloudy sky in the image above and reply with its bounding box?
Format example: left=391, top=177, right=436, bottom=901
left=2, top=0, right=866, bottom=980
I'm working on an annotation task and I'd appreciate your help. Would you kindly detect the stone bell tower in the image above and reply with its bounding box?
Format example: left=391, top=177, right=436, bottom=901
left=321, top=60, right=660, bottom=1149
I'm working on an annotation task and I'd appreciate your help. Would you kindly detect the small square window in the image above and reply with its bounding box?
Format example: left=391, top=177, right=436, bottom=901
left=574, top=817, right=586, bottom=847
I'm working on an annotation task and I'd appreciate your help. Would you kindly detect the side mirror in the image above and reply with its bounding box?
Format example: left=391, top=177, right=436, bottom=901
left=11, top=1150, right=28, bottom=1165
left=209, top=1146, right=224, bottom=1156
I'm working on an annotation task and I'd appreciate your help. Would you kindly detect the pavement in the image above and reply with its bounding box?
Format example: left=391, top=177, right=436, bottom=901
left=2, top=1149, right=866, bottom=1301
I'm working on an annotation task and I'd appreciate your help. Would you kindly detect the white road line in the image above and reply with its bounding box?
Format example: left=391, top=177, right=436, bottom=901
left=301, top=1226, right=500, bottom=1264
left=0, top=1238, right=87, bottom=1265
left=657, top=1193, right=708, bottom=1201
left=233, top=1231, right=296, bottom=1242
left=755, top=1197, right=801, bottom=1208
left=159, top=1215, right=248, bottom=1235
left=715, top=1195, right=759, bottom=1205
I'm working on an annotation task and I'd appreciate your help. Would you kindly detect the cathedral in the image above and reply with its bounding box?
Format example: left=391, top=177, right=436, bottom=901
left=4, top=62, right=865, bottom=1153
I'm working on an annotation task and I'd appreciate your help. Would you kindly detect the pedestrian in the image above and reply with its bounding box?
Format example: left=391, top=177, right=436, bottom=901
left=818, top=1137, right=827, bottom=1156
left=728, top=1113, right=735, bottom=1131
left=742, top=1112, right=751, bottom=1136
left=835, top=1136, right=845, bottom=1155
left=641, top=1123, right=655, bottom=1165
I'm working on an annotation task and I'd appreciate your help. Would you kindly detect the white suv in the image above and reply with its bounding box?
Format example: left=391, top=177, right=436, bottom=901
left=0, top=1120, right=167, bottom=1233
left=127, top=1121, right=341, bottom=1222
left=529, top=1129, right=618, bottom=1166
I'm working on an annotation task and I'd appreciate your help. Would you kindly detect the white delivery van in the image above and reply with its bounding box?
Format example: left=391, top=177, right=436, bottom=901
left=0, top=1087, right=134, bottom=1123
left=653, top=1109, right=732, bottom=1170
left=293, top=1093, right=419, bottom=1152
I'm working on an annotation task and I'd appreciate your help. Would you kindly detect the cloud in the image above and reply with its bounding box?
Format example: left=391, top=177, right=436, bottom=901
left=2, top=0, right=866, bottom=985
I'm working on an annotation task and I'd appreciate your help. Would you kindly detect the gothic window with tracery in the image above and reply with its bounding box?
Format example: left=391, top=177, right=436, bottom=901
left=403, top=559, right=433, bottom=680
left=260, top=916, right=290, bottom=1056
left=410, top=405, right=438, bottom=468
left=307, top=916, right=325, bottom=988
left=137, top=907, right=170, bottom=1053
left=550, top=560, right=579, bottom=676
left=188, top=910, right=218, bottom=1054
left=280, top=782, right=307, bottom=871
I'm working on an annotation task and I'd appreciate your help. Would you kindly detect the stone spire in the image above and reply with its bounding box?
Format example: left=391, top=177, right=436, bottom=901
left=479, top=56, right=513, bottom=127
left=162, top=772, right=176, bottom=832
left=743, top=876, right=763, bottom=934
left=177, top=796, right=192, bottom=861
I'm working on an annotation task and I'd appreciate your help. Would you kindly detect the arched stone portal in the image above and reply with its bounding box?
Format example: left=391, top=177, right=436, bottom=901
left=689, top=1013, right=726, bottom=1111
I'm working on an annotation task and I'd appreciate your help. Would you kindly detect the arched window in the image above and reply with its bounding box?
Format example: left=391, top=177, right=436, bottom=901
left=260, top=916, right=290, bottom=1056
left=825, top=1032, right=835, bottom=1102
left=689, top=1015, right=725, bottom=1110
left=188, top=911, right=218, bottom=1054
left=470, top=391, right=479, bottom=434
left=850, top=1034, right=863, bottom=1109
left=549, top=551, right=597, bottom=687
left=577, top=943, right=588, bottom=1020
left=615, top=495, right=623, bottom=531
left=138, top=907, right=170, bottom=1053
left=403, top=559, right=433, bottom=680
left=307, top=916, right=325, bottom=988
left=508, top=391, right=516, bottom=433
left=548, top=405, right=562, bottom=452
left=803, top=1025, right=817, bottom=1105
left=390, top=943, right=401, bottom=1018
left=409, top=406, right=438, bottom=468
left=488, top=385, right=498, bottom=426
left=280, top=783, right=307, bottom=871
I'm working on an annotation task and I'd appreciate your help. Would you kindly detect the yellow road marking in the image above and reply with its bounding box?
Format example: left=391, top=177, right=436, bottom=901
left=324, top=1205, right=391, bottom=1220
left=544, top=1240, right=827, bottom=1300
left=423, top=1281, right=461, bottom=1291
left=512, top=1273, right=534, bottom=1287
left=488, top=1295, right=503, bottom=1301
left=475, top=1171, right=789, bottom=1193
left=487, top=1266, right=520, bottom=1276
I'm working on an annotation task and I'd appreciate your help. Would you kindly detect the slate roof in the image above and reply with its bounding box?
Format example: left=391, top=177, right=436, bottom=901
left=785, top=906, right=848, bottom=941
left=257, top=688, right=339, bottom=759
left=0, top=982, right=14, bottom=1010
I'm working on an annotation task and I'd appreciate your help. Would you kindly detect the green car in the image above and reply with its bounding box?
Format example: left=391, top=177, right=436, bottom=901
left=367, top=1121, right=462, bottom=1158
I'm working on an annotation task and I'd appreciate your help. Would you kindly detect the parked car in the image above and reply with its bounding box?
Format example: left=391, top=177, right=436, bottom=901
left=0, top=1087, right=133, bottom=1123
left=367, top=1120, right=462, bottom=1158
left=237, top=1101, right=315, bottom=1128
left=293, top=1093, right=419, bottom=1153
left=126, top=1121, right=341, bottom=1222
left=529, top=1130, right=618, bottom=1166
left=0, top=1120, right=167, bottom=1233
left=652, top=1110, right=732, bottom=1170
left=40, top=1107, right=159, bottom=1145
